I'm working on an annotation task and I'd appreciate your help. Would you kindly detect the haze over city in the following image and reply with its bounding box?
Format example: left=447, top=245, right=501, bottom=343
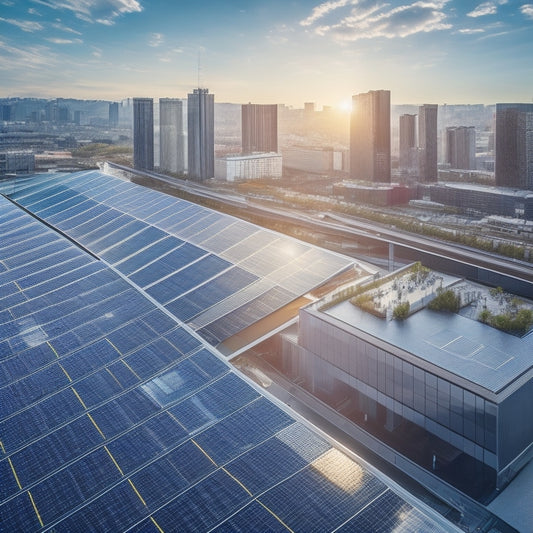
left=1, top=0, right=533, bottom=106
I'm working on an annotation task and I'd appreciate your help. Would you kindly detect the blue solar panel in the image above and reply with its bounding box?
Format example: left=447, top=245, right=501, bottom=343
left=193, top=398, right=294, bottom=465
left=151, top=469, right=252, bottom=532
left=148, top=254, right=231, bottom=304
left=165, top=266, right=258, bottom=322
left=129, top=242, right=206, bottom=288
left=105, top=413, right=188, bottom=474
left=212, top=500, right=289, bottom=533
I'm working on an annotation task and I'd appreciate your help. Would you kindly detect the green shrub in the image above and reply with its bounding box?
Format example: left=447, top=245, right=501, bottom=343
left=428, top=289, right=461, bottom=312
left=393, top=301, right=410, bottom=320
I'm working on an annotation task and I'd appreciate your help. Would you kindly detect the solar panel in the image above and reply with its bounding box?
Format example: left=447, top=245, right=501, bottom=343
left=0, top=176, right=457, bottom=533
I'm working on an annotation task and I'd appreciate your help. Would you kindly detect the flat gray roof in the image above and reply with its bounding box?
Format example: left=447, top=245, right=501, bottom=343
left=325, top=300, right=533, bottom=394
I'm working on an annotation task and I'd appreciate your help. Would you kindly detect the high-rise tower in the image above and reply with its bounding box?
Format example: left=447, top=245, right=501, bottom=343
left=418, top=104, right=438, bottom=182
left=108, top=102, right=119, bottom=128
left=133, top=98, right=154, bottom=171
left=160, top=98, right=186, bottom=174
left=399, top=114, right=416, bottom=172
left=350, top=90, right=390, bottom=183
left=495, top=103, right=533, bottom=189
left=187, top=88, right=214, bottom=180
left=241, top=104, right=278, bottom=154
left=446, top=126, right=476, bottom=170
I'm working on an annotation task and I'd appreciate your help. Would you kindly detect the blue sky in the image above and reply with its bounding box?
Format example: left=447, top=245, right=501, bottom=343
left=1, top=0, right=532, bottom=107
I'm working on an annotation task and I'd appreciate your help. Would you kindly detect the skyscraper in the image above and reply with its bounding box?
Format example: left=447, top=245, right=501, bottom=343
left=133, top=98, right=154, bottom=171
left=109, top=102, right=119, bottom=128
left=399, top=114, right=416, bottom=171
left=418, top=104, right=438, bottom=182
left=446, top=126, right=476, bottom=170
left=188, top=88, right=214, bottom=180
left=160, top=98, right=186, bottom=174
left=495, top=103, right=533, bottom=189
left=241, top=103, right=278, bottom=154
left=350, top=90, right=390, bottom=183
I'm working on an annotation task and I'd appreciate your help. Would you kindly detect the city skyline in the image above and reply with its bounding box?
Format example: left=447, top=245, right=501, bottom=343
left=1, top=1, right=533, bottom=108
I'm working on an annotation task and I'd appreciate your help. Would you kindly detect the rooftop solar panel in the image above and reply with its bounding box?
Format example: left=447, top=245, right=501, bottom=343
left=0, top=175, right=457, bottom=532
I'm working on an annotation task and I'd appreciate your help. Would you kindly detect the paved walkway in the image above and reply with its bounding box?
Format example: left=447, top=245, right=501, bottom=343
left=488, top=459, right=533, bottom=533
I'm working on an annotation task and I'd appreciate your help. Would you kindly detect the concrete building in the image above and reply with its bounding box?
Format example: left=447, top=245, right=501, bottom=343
left=215, top=152, right=282, bottom=181
left=495, top=103, right=533, bottom=189
left=280, top=267, right=533, bottom=500
left=159, top=98, right=186, bottom=174
left=445, top=126, right=476, bottom=170
left=283, top=147, right=347, bottom=174
left=0, top=150, right=35, bottom=175
left=418, top=104, right=438, bottom=182
left=242, top=104, right=278, bottom=154
left=187, top=88, right=214, bottom=180
left=333, top=181, right=415, bottom=206
left=350, top=90, right=391, bottom=183
left=108, top=102, right=119, bottom=128
left=429, top=182, right=533, bottom=220
left=133, top=97, right=154, bottom=171
left=399, top=114, right=417, bottom=173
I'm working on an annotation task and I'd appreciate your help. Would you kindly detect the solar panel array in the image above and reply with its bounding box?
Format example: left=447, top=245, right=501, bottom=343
left=0, top=174, right=455, bottom=531
left=3, top=170, right=352, bottom=349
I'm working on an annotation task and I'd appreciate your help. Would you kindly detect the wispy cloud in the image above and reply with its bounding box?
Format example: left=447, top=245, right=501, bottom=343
left=0, top=17, right=44, bottom=32
left=46, top=37, right=83, bottom=44
left=149, top=32, right=163, bottom=47
left=0, top=40, right=58, bottom=69
left=467, top=0, right=507, bottom=18
left=28, top=7, right=42, bottom=15
left=456, top=28, right=485, bottom=34
left=301, top=1, right=452, bottom=42
left=51, top=21, right=82, bottom=34
left=31, top=0, right=143, bottom=25
left=521, top=4, right=533, bottom=19
left=300, top=0, right=352, bottom=27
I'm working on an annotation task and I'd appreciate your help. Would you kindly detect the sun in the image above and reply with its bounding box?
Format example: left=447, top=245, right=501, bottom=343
left=338, top=99, right=352, bottom=113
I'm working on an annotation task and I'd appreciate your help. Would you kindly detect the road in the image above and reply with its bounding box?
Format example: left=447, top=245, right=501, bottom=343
left=106, top=162, right=533, bottom=286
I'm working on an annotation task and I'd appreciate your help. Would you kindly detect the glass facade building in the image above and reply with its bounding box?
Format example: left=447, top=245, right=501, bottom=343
left=281, top=295, right=533, bottom=500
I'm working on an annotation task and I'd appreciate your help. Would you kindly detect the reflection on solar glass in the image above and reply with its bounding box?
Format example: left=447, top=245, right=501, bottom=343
left=0, top=174, right=456, bottom=532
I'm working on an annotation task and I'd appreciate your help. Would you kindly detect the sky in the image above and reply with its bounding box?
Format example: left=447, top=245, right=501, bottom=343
left=1, top=0, right=532, bottom=108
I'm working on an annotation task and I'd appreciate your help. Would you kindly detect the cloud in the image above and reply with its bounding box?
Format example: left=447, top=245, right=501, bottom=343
left=300, top=0, right=352, bottom=27
left=31, top=0, right=142, bottom=25
left=28, top=8, right=42, bottom=15
left=301, top=1, right=452, bottom=42
left=456, top=28, right=485, bottom=34
left=0, top=40, right=58, bottom=69
left=46, top=37, right=83, bottom=43
left=521, top=4, right=533, bottom=18
left=149, top=32, right=163, bottom=47
left=51, top=21, right=82, bottom=33
left=467, top=0, right=507, bottom=17
left=0, top=17, right=44, bottom=32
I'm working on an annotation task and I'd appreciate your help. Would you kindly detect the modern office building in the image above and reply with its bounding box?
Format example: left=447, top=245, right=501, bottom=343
left=399, top=114, right=417, bottom=172
left=215, top=152, right=282, bottom=181
left=187, top=88, right=214, bottom=180
left=279, top=266, right=533, bottom=501
left=241, top=103, right=278, bottom=154
left=429, top=182, right=533, bottom=220
left=446, top=126, right=476, bottom=170
left=108, top=102, right=119, bottom=128
left=282, top=147, right=347, bottom=174
left=133, top=97, right=154, bottom=171
left=0, top=170, right=463, bottom=533
left=495, top=103, right=533, bottom=189
left=159, top=98, right=186, bottom=174
left=418, top=104, right=438, bottom=182
left=350, top=90, right=391, bottom=183
left=0, top=150, right=35, bottom=175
